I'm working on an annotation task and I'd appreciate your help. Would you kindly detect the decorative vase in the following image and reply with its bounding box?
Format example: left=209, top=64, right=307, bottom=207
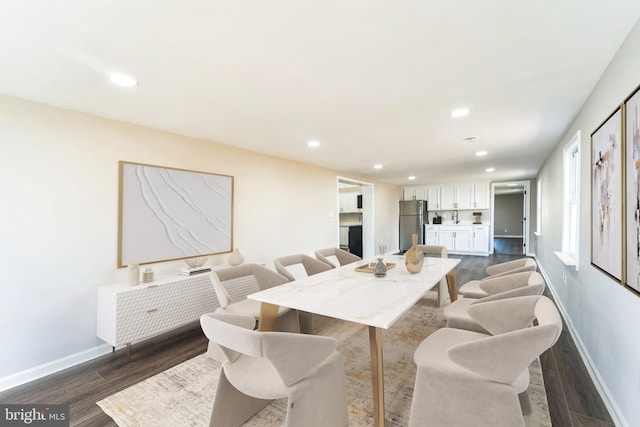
left=142, top=268, right=154, bottom=283
left=228, top=248, right=244, bottom=266
left=127, top=264, right=140, bottom=286
left=405, top=233, right=424, bottom=274
left=374, top=257, right=387, bottom=277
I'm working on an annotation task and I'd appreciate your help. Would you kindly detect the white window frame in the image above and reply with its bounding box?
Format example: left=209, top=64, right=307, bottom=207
left=556, top=131, right=580, bottom=269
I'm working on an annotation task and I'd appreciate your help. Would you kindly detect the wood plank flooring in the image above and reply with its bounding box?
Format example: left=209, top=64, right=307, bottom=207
left=0, top=254, right=614, bottom=426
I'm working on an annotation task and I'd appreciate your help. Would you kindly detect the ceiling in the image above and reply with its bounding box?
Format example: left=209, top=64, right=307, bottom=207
left=1, top=1, right=639, bottom=186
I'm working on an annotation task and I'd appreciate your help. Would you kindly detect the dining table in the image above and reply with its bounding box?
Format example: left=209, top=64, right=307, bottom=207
left=247, top=254, right=460, bottom=427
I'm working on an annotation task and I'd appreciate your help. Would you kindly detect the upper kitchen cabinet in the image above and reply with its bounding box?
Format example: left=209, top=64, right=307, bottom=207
left=425, top=186, right=440, bottom=210
left=403, top=186, right=425, bottom=201
left=440, top=184, right=473, bottom=210
left=403, top=182, right=489, bottom=211
left=339, top=191, right=362, bottom=213
left=440, top=183, right=488, bottom=210
left=473, top=183, right=490, bottom=209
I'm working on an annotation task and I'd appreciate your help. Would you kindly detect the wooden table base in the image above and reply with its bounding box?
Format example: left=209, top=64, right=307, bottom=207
left=369, top=326, right=385, bottom=427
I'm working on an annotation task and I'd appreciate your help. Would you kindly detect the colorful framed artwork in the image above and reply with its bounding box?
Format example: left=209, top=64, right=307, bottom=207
left=624, top=84, right=640, bottom=293
left=591, top=107, right=622, bottom=281
left=118, top=161, right=234, bottom=267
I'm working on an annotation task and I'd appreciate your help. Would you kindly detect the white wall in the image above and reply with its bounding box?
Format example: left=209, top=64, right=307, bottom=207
left=536, top=19, right=640, bottom=427
left=0, top=94, right=400, bottom=388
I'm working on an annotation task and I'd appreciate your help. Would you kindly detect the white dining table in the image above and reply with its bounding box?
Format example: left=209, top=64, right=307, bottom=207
left=247, top=255, right=461, bottom=427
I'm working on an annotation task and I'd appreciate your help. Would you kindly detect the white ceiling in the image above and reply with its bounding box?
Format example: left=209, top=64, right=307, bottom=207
left=1, top=1, right=639, bottom=185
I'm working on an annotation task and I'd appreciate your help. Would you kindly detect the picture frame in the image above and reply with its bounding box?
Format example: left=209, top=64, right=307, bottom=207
left=624, top=84, right=640, bottom=293
left=118, top=161, right=233, bottom=267
left=591, top=107, right=622, bottom=281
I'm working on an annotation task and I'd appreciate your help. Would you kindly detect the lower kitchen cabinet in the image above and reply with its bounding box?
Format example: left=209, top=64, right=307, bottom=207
left=439, top=226, right=472, bottom=253
left=472, top=225, right=489, bottom=254
left=424, top=224, right=488, bottom=255
left=425, top=225, right=439, bottom=245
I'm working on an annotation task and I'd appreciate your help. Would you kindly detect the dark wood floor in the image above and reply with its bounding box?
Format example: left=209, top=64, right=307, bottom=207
left=0, top=254, right=614, bottom=426
left=494, top=236, right=525, bottom=255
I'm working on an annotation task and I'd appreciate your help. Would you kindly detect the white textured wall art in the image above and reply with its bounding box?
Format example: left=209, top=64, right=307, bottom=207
left=118, top=161, right=233, bottom=267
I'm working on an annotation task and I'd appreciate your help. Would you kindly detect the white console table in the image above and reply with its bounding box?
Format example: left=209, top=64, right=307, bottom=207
left=97, top=273, right=220, bottom=361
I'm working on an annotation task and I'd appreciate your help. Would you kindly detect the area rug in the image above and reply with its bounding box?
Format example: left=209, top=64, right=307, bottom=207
left=97, top=294, right=551, bottom=426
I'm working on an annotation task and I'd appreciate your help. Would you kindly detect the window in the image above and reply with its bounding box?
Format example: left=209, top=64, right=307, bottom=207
left=557, top=131, right=580, bottom=268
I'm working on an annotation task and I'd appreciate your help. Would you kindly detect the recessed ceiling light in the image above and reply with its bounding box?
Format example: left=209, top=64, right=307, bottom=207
left=476, top=151, right=488, bottom=156
left=307, top=140, right=320, bottom=148
left=109, top=73, right=138, bottom=87
left=450, top=108, right=469, bottom=118
left=463, top=136, right=478, bottom=142
left=485, top=168, right=495, bottom=172
left=374, top=164, right=383, bottom=169
left=408, top=176, right=416, bottom=180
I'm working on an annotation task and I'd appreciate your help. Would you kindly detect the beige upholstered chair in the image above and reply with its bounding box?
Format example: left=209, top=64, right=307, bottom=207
left=443, top=271, right=546, bottom=334
left=409, top=296, right=562, bottom=427
left=416, top=245, right=449, bottom=306
left=273, top=253, right=333, bottom=281
left=457, top=258, right=537, bottom=298
left=210, top=264, right=300, bottom=333
left=315, top=247, right=361, bottom=268
left=485, top=257, right=537, bottom=277
left=459, top=265, right=540, bottom=299
left=273, top=254, right=333, bottom=333
left=200, top=312, right=349, bottom=427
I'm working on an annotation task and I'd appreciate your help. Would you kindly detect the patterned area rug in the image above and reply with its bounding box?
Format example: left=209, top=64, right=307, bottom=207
left=97, top=294, right=551, bottom=426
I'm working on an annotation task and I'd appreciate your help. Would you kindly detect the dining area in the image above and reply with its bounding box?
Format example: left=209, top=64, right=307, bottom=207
left=200, top=244, right=561, bottom=427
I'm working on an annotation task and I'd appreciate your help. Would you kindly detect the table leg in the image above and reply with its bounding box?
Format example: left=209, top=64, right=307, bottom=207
left=369, top=326, right=385, bottom=427
left=446, top=269, right=458, bottom=302
left=257, top=302, right=280, bottom=331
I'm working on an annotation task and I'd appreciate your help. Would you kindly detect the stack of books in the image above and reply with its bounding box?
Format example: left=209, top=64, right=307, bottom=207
left=178, top=265, right=213, bottom=276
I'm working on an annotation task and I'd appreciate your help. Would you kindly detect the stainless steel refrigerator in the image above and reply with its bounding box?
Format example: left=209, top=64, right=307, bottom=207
left=399, top=200, right=427, bottom=252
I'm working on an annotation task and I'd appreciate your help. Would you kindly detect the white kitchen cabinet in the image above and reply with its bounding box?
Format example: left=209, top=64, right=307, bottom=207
left=472, top=183, right=490, bottom=209
left=440, top=184, right=473, bottom=210
left=403, top=186, right=425, bottom=201
left=438, top=225, right=472, bottom=253
left=425, top=186, right=440, bottom=210
left=472, top=225, right=489, bottom=253
left=339, top=192, right=361, bottom=212
left=439, top=185, right=456, bottom=210
left=404, top=182, right=489, bottom=211
left=425, top=225, right=439, bottom=245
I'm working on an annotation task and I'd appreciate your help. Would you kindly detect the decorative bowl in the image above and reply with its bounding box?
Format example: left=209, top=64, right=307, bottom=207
left=185, top=257, right=208, bottom=268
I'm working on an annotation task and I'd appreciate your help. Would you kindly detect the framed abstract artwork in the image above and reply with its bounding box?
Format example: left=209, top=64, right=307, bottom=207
left=118, top=161, right=234, bottom=267
left=591, top=107, right=622, bottom=281
left=624, top=84, right=640, bottom=293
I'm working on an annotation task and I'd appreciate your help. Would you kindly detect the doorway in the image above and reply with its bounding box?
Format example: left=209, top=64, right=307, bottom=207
left=491, top=181, right=530, bottom=255
left=337, top=177, right=374, bottom=259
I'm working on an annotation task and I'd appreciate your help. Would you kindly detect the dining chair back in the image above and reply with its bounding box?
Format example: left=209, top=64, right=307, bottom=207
left=444, top=271, right=546, bottom=333
left=200, top=312, right=349, bottom=427
left=315, top=247, right=361, bottom=268
left=409, top=295, right=562, bottom=427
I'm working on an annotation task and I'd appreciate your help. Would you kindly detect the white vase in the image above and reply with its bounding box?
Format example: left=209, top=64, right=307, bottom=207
left=228, top=249, right=244, bottom=266
left=127, top=264, right=140, bottom=286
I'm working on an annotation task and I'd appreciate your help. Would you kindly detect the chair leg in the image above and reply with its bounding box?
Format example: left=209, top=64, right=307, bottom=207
left=209, top=370, right=271, bottom=427
left=275, top=309, right=302, bottom=333
left=298, top=311, right=314, bottom=334
left=284, top=352, right=348, bottom=427
left=518, top=388, right=532, bottom=415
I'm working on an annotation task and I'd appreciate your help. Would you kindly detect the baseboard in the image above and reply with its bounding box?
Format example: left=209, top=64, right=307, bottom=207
left=534, top=255, right=628, bottom=427
left=0, top=344, right=112, bottom=393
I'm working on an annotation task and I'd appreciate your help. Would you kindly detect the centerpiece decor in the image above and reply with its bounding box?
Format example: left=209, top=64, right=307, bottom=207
left=405, top=233, right=424, bottom=274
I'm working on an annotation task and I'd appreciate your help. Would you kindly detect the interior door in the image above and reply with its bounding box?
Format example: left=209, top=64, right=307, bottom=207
left=521, top=194, right=527, bottom=254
